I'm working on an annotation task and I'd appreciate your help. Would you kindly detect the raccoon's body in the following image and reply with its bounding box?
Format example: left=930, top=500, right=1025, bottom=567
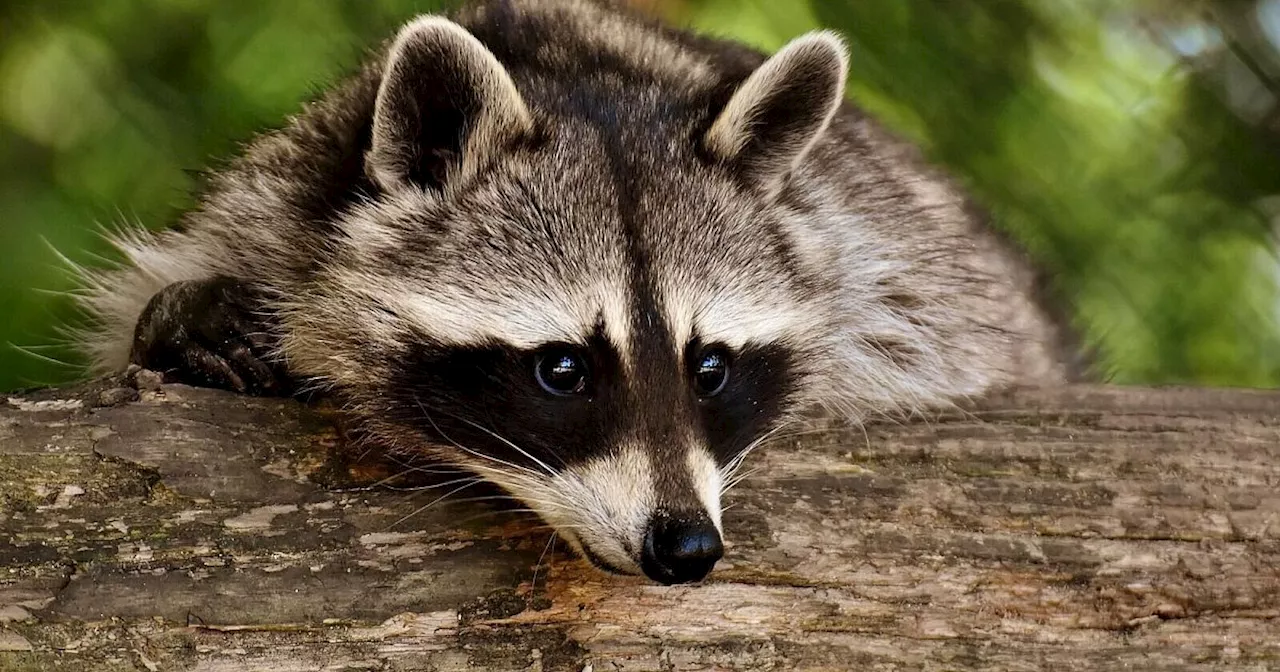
left=76, top=0, right=1073, bottom=584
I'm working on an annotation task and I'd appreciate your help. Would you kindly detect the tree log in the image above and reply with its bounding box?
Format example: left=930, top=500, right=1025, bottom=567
left=2, top=375, right=1279, bottom=671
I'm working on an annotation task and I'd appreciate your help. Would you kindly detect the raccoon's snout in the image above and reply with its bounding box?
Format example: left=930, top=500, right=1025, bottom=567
left=639, top=511, right=723, bottom=584
left=502, top=445, right=725, bottom=582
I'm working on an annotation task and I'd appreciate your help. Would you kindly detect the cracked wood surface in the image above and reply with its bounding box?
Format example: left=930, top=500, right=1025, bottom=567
left=2, top=376, right=1279, bottom=671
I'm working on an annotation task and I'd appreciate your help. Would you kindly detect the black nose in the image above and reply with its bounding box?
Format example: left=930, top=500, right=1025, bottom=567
left=640, top=513, right=723, bottom=585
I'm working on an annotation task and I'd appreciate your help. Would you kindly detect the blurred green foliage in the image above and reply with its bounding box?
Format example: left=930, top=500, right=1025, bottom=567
left=2, top=0, right=1278, bottom=391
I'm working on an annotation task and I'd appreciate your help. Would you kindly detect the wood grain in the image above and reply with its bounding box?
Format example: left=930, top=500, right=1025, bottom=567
left=2, top=376, right=1278, bottom=671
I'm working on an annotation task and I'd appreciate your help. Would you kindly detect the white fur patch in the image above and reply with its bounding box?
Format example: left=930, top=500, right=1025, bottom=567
left=459, top=442, right=726, bottom=575
left=354, top=283, right=632, bottom=356
left=683, top=289, right=822, bottom=350
left=329, top=270, right=629, bottom=352
left=549, top=444, right=654, bottom=573
left=598, top=290, right=633, bottom=358
left=394, top=289, right=591, bottom=349
left=468, top=444, right=654, bottom=574
left=685, top=447, right=723, bottom=532
left=76, top=227, right=224, bottom=373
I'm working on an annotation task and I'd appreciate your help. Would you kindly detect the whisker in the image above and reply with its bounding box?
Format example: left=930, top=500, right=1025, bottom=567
left=449, top=509, right=587, bottom=531
left=408, top=460, right=577, bottom=520
left=444, top=411, right=561, bottom=476
left=377, top=476, right=485, bottom=493
left=758, top=425, right=849, bottom=441
left=404, top=397, right=589, bottom=534
left=381, top=454, right=473, bottom=477
left=412, top=395, right=547, bottom=480
left=387, top=479, right=486, bottom=530
left=328, top=466, right=476, bottom=493
left=722, top=465, right=763, bottom=493
left=531, top=532, right=556, bottom=593
left=719, top=422, right=789, bottom=486
left=469, top=466, right=569, bottom=501
left=446, top=508, right=542, bottom=528
left=355, top=457, right=477, bottom=492
left=430, top=493, right=573, bottom=512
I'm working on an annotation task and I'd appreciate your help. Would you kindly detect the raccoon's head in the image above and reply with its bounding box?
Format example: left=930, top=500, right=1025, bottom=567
left=282, top=15, right=848, bottom=584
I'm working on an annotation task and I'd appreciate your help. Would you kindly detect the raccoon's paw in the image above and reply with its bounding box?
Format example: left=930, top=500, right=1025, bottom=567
left=129, top=277, right=290, bottom=396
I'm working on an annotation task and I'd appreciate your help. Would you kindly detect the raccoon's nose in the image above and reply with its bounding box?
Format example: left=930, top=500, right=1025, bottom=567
left=640, top=513, right=723, bottom=585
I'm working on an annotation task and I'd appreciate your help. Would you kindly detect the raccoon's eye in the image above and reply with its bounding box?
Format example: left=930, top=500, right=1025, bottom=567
left=535, top=348, right=588, bottom=396
left=692, top=346, right=731, bottom=398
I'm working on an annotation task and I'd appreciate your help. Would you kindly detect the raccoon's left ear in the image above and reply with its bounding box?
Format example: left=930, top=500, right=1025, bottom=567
left=367, top=16, right=533, bottom=193
left=703, top=31, right=849, bottom=197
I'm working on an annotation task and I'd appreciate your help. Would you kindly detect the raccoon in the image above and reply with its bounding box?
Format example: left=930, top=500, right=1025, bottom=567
left=74, top=0, right=1073, bottom=584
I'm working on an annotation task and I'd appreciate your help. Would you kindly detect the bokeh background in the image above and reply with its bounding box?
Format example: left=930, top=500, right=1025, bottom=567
left=2, top=0, right=1279, bottom=391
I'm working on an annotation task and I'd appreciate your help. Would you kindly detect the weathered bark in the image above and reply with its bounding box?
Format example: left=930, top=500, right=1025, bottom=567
left=2, top=374, right=1279, bottom=671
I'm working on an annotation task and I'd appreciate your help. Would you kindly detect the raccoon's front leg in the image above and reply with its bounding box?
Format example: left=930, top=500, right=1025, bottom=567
left=129, top=276, right=290, bottom=395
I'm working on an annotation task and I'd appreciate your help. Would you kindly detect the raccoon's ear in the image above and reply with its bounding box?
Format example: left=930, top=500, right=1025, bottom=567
left=367, top=16, right=533, bottom=192
left=703, top=31, right=848, bottom=196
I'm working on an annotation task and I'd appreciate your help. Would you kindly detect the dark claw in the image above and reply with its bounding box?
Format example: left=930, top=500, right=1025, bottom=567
left=223, top=342, right=280, bottom=394
left=181, top=345, right=246, bottom=393
left=129, top=276, right=292, bottom=396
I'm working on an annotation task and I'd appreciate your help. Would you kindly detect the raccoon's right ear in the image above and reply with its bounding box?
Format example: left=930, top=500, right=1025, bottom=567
left=367, top=16, right=533, bottom=193
left=702, top=31, right=849, bottom=197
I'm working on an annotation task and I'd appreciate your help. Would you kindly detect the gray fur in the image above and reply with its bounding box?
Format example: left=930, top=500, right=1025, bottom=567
left=73, top=0, right=1073, bottom=576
